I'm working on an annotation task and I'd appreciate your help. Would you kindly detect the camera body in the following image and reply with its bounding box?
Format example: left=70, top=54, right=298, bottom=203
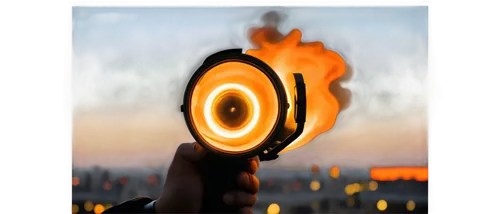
left=180, top=49, right=306, bottom=161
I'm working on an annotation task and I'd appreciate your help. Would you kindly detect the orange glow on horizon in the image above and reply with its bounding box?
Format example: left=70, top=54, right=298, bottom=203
left=370, top=167, right=428, bottom=181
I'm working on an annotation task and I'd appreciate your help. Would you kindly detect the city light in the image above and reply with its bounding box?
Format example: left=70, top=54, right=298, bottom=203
left=72, top=204, right=79, bottom=213
left=103, top=181, right=112, bottom=191
left=352, top=183, right=362, bottom=192
left=370, top=167, right=428, bottom=181
left=345, top=184, right=355, bottom=195
left=310, top=180, right=321, bottom=191
left=377, top=200, right=388, bottom=211
left=345, top=183, right=362, bottom=195
left=329, top=166, right=340, bottom=179
left=147, top=175, right=158, bottom=185
left=407, top=200, right=416, bottom=211
left=71, top=167, right=428, bottom=213
left=267, top=203, right=280, bottom=214
left=120, top=176, right=128, bottom=185
left=72, top=177, right=80, bottom=186
left=368, top=181, right=378, bottom=191
left=94, top=204, right=105, bottom=214
left=84, top=201, right=94, bottom=212
left=311, top=165, right=320, bottom=174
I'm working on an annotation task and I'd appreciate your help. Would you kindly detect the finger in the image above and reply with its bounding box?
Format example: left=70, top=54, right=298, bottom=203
left=239, top=207, right=254, bottom=214
left=223, top=191, right=257, bottom=207
left=174, top=142, right=207, bottom=164
left=247, top=157, right=260, bottom=174
left=237, top=172, right=260, bottom=194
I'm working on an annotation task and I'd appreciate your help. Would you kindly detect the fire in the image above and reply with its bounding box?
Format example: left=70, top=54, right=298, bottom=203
left=246, top=27, right=346, bottom=152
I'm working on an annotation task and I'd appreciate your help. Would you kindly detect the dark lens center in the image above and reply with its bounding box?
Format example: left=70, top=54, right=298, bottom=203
left=214, top=93, right=250, bottom=129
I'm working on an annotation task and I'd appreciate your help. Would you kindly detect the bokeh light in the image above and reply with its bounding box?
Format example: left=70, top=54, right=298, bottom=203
left=377, top=200, right=388, bottom=211
left=407, top=200, right=416, bottom=211
left=369, top=181, right=378, bottom=191
left=345, top=184, right=355, bottom=195
left=310, top=180, right=321, bottom=191
left=72, top=177, right=80, bottom=186
left=84, top=201, right=94, bottom=212
left=72, top=204, right=79, bottom=213
left=147, top=175, right=158, bottom=185
left=352, top=183, right=362, bottom=192
left=267, top=203, right=280, bottom=214
left=103, top=181, right=112, bottom=191
left=120, top=176, right=128, bottom=185
left=311, top=165, right=320, bottom=174
left=94, top=204, right=105, bottom=214
left=345, top=183, right=364, bottom=195
left=329, top=166, right=340, bottom=179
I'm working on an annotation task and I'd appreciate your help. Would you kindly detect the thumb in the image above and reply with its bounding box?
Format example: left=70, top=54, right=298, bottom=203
left=172, top=142, right=207, bottom=165
left=158, top=142, right=207, bottom=213
left=164, top=142, right=207, bottom=186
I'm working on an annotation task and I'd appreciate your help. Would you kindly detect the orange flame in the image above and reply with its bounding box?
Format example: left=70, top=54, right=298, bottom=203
left=246, top=27, right=347, bottom=152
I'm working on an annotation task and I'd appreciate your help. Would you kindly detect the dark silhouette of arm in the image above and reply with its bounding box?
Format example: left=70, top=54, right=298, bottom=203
left=103, top=197, right=153, bottom=213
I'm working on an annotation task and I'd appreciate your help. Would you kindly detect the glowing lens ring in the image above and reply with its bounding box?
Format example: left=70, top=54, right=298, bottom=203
left=204, top=83, right=260, bottom=139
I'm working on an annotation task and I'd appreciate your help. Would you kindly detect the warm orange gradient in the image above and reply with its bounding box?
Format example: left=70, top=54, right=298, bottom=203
left=72, top=111, right=427, bottom=168
left=246, top=27, right=346, bottom=152
left=300, top=113, right=431, bottom=167
left=370, top=167, right=428, bottom=181
left=72, top=110, right=192, bottom=168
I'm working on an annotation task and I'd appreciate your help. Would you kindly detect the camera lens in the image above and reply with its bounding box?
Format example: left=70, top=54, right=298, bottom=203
left=213, top=92, right=252, bottom=130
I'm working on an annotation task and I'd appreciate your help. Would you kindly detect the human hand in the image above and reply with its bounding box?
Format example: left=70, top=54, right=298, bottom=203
left=155, top=142, right=260, bottom=213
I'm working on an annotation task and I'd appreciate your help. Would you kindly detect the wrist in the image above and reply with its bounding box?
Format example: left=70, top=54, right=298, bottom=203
left=142, top=199, right=157, bottom=213
left=154, top=197, right=177, bottom=214
left=153, top=197, right=166, bottom=213
left=153, top=199, right=162, bottom=214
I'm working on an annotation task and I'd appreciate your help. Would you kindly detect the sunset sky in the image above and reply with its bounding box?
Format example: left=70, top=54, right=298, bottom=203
left=72, top=7, right=428, bottom=169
